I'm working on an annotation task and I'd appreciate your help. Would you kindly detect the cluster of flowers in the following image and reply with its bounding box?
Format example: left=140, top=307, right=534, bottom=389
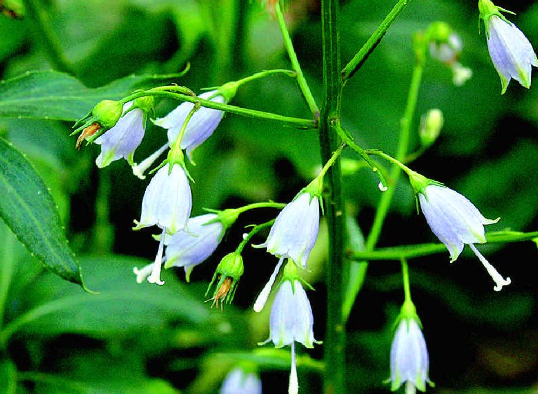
left=70, top=0, right=537, bottom=392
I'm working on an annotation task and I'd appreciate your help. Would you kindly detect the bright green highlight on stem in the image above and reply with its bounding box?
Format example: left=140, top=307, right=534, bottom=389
left=342, top=0, right=413, bottom=82
left=275, top=1, right=320, bottom=118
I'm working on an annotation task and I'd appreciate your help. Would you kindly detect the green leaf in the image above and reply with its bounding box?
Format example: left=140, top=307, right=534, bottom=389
left=0, top=70, right=188, bottom=121
left=0, top=255, right=211, bottom=342
left=0, top=138, right=86, bottom=289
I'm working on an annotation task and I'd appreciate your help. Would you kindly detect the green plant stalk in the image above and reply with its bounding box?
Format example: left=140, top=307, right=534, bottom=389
left=22, top=0, right=74, bottom=74
left=401, top=258, right=412, bottom=303
left=0, top=233, right=16, bottom=332
left=122, top=90, right=316, bottom=129
left=353, top=231, right=538, bottom=260
left=343, top=46, right=425, bottom=322
left=233, top=201, right=286, bottom=215
left=320, top=0, right=346, bottom=393
left=235, top=220, right=275, bottom=254
left=341, top=0, right=412, bottom=82
left=275, top=1, right=320, bottom=118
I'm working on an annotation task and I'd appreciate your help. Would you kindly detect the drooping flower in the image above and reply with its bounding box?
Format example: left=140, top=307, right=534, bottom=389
left=134, top=163, right=192, bottom=235
left=164, top=210, right=239, bottom=281
left=94, top=102, right=145, bottom=168
left=261, top=191, right=320, bottom=269
left=479, top=0, right=538, bottom=93
left=154, top=90, right=226, bottom=159
left=220, top=367, right=262, bottom=394
left=390, top=317, right=431, bottom=393
left=132, top=163, right=192, bottom=286
left=261, top=262, right=319, bottom=394
left=410, top=173, right=510, bottom=291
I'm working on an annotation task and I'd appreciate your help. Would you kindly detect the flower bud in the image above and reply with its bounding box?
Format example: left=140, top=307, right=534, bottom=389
left=419, top=109, right=443, bottom=147
left=72, top=100, right=124, bottom=149
left=206, top=252, right=244, bottom=307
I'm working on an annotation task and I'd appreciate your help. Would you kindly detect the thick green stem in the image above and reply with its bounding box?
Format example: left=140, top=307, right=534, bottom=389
left=343, top=43, right=426, bottom=322
left=275, top=1, right=320, bottom=118
left=341, top=0, right=412, bottom=82
left=320, top=0, right=346, bottom=393
left=22, top=0, right=74, bottom=74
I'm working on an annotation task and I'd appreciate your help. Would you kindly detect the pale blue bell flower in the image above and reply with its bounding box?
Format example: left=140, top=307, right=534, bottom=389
left=418, top=184, right=510, bottom=291
left=266, top=279, right=318, bottom=394
left=262, top=192, right=320, bottom=269
left=154, top=90, right=225, bottom=159
left=390, top=318, right=431, bottom=393
left=94, top=102, right=145, bottom=168
left=220, top=367, right=262, bottom=394
left=486, top=15, right=538, bottom=93
left=163, top=213, right=224, bottom=280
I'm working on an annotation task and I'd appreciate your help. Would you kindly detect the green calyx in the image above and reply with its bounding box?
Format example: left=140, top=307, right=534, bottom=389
left=205, top=253, right=244, bottom=306
left=203, top=208, right=240, bottom=241
left=426, top=21, right=452, bottom=44
left=478, top=0, right=514, bottom=33
left=279, top=260, right=313, bottom=291
left=393, top=299, right=421, bottom=331
left=217, top=81, right=238, bottom=103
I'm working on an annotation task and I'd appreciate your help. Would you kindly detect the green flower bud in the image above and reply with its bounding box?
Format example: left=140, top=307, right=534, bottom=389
left=206, top=252, right=244, bottom=307
left=92, top=100, right=123, bottom=129
left=419, top=109, right=443, bottom=147
left=72, top=100, right=123, bottom=149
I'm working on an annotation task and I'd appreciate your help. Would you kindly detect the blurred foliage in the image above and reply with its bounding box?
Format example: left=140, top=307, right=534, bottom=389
left=0, top=0, right=538, bottom=393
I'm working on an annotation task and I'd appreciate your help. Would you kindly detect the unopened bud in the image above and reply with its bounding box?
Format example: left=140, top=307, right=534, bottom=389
left=92, top=100, right=123, bottom=129
left=419, top=109, right=443, bottom=147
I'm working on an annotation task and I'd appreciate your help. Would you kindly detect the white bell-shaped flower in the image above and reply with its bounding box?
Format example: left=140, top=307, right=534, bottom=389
left=154, top=90, right=225, bottom=159
left=135, top=163, right=192, bottom=235
left=479, top=0, right=538, bottom=93
left=94, top=102, right=145, bottom=168
left=418, top=183, right=510, bottom=291
left=390, top=318, right=431, bottom=393
left=163, top=213, right=224, bottom=280
left=261, top=192, right=320, bottom=269
left=220, top=367, right=262, bottom=394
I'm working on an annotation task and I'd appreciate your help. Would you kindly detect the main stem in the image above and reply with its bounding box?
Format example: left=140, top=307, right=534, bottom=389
left=320, top=0, right=346, bottom=393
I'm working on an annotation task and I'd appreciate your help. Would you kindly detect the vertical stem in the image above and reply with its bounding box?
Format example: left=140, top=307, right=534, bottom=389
left=343, top=41, right=426, bottom=322
left=0, top=233, right=16, bottom=331
left=22, top=0, right=74, bottom=74
left=320, top=0, right=346, bottom=393
left=275, top=1, right=320, bottom=118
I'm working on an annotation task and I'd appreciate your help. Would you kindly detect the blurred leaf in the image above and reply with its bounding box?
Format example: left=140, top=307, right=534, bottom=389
left=0, top=70, right=188, bottom=121
left=0, top=255, right=211, bottom=342
left=216, top=348, right=324, bottom=372
left=0, top=17, right=26, bottom=64
left=74, top=8, right=178, bottom=86
left=0, top=138, right=86, bottom=289
left=26, top=350, right=180, bottom=394
left=0, top=359, right=17, bottom=394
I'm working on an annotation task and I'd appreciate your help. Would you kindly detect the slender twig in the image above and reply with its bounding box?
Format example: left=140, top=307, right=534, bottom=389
left=352, top=231, right=538, bottom=261
left=122, top=90, right=316, bottom=129
left=341, top=0, right=412, bottom=82
left=275, top=1, right=320, bottom=119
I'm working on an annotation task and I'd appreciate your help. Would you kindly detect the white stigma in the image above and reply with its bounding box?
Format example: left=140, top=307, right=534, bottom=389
left=253, top=257, right=285, bottom=312
left=133, top=263, right=153, bottom=283
left=469, top=244, right=511, bottom=291
left=148, top=227, right=167, bottom=286
left=132, top=143, right=168, bottom=180
left=289, top=342, right=299, bottom=394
